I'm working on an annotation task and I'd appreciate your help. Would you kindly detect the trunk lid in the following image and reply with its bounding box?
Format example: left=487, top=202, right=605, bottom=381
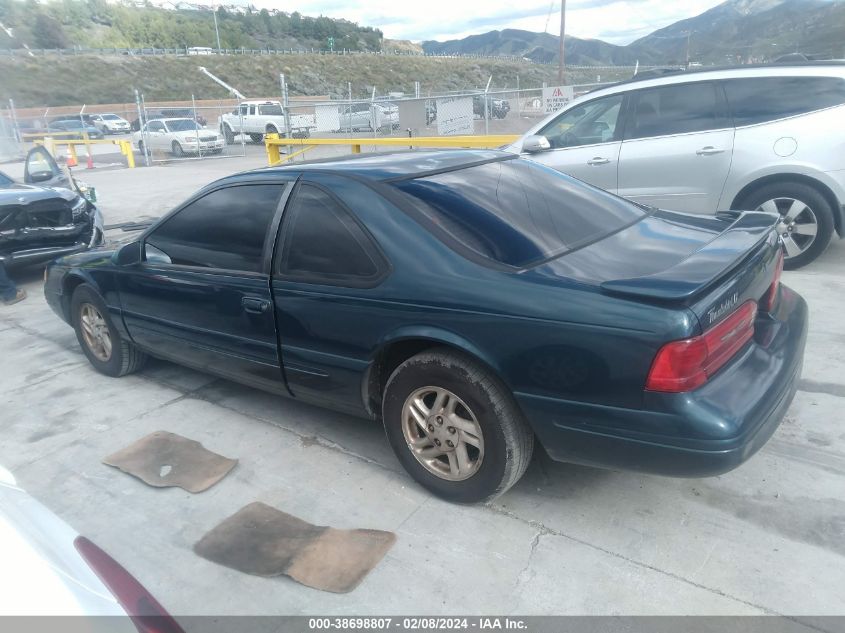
left=534, top=209, right=781, bottom=329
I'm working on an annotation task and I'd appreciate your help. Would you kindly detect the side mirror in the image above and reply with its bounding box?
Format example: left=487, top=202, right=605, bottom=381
left=522, top=135, right=551, bottom=153
left=28, top=171, right=53, bottom=183
left=114, top=240, right=142, bottom=266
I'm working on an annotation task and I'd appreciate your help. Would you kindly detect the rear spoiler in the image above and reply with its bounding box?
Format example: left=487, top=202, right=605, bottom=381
left=600, top=211, right=778, bottom=302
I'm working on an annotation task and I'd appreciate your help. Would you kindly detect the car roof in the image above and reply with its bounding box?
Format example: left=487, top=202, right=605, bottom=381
left=255, top=149, right=510, bottom=182
left=586, top=61, right=845, bottom=99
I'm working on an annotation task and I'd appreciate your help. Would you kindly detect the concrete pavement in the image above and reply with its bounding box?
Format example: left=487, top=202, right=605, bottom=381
left=1, top=154, right=844, bottom=616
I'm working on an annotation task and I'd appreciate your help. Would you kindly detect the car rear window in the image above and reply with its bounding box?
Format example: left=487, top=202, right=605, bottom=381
left=391, top=158, right=646, bottom=268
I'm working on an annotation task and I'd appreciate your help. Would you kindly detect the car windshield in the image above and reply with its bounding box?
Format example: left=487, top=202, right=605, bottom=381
left=392, top=158, right=647, bottom=268
left=102, top=114, right=121, bottom=120
left=166, top=119, right=201, bottom=132
left=0, top=172, right=13, bottom=186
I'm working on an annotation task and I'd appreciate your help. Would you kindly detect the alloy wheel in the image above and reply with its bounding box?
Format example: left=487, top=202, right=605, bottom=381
left=79, top=303, right=112, bottom=362
left=401, top=386, right=484, bottom=481
left=756, top=197, right=819, bottom=259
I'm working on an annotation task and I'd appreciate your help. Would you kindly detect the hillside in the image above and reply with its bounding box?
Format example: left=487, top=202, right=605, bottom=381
left=0, top=53, right=632, bottom=108
left=423, top=0, right=845, bottom=64
left=0, top=0, right=382, bottom=51
left=423, top=28, right=652, bottom=65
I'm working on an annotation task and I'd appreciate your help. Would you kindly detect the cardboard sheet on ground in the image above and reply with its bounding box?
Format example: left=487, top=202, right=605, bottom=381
left=194, top=502, right=396, bottom=593
left=103, top=431, right=237, bottom=493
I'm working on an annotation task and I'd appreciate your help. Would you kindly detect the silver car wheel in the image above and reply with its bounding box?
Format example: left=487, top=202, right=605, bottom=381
left=79, top=303, right=112, bottom=362
left=757, top=197, right=819, bottom=259
left=401, top=386, right=484, bottom=481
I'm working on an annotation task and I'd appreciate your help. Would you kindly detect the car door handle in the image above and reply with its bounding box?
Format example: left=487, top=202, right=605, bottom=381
left=242, top=297, right=271, bottom=314
left=587, top=157, right=611, bottom=165
left=696, top=146, right=725, bottom=156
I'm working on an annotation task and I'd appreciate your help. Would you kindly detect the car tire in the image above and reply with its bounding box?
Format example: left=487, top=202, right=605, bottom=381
left=265, top=125, right=279, bottom=137
left=171, top=141, right=183, bottom=157
left=382, top=348, right=533, bottom=503
left=137, top=140, right=145, bottom=154
left=222, top=124, right=235, bottom=144
left=71, top=284, right=147, bottom=378
left=738, top=182, right=834, bottom=270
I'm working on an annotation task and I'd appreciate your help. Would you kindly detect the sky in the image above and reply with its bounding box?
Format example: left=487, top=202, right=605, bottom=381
left=249, top=0, right=728, bottom=44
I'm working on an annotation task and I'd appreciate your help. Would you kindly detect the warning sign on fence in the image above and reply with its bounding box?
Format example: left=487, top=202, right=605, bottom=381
left=542, top=85, right=575, bottom=114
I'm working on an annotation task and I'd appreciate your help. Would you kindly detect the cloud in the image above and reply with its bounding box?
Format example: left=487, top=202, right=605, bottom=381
left=252, top=1, right=725, bottom=45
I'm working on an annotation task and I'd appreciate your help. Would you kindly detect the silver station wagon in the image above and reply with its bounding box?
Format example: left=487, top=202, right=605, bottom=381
left=508, top=63, right=845, bottom=269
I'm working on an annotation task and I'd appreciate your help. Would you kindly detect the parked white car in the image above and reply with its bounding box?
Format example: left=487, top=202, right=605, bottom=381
left=507, top=63, right=845, bottom=269
left=133, top=118, right=224, bottom=156
left=338, top=102, right=399, bottom=132
left=89, top=113, right=131, bottom=135
left=219, top=100, right=312, bottom=144
left=0, top=464, right=182, bottom=625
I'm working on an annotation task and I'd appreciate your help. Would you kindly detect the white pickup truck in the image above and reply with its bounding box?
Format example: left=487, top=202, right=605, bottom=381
left=218, top=100, right=312, bottom=144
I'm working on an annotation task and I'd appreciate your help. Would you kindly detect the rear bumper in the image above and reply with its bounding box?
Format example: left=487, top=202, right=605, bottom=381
left=517, top=285, right=808, bottom=477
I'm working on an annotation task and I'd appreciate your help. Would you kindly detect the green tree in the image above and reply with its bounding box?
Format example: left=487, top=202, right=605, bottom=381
left=32, top=12, right=69, bottom=48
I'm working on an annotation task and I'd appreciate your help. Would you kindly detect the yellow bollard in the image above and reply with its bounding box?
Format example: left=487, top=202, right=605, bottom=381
left=265, top=133, right=282, bottom=166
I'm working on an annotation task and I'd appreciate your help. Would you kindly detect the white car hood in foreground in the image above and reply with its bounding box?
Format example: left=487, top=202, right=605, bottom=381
left=0, top=470, right=126, bottom=617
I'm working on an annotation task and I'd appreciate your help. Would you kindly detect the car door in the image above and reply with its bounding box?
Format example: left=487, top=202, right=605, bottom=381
left=524, top=93, right=625, bottom=193
left=271, top=175, right=391, bottom=415
left=24, top=146, right=71, bottom=190
left=617, top=81, right=735, bottom=214
left=145, top=120, right=167, bottom=150
left=118, top=181, right=292, bottom=393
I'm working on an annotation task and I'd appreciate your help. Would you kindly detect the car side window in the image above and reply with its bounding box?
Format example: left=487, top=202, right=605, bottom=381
left=145, top=184, right=284, bottom=272
left=723, top=76, right=845, bottom=126
left=148, top=121, right=164, bottom=132
left=278, top=183, right=386, bottom=286
left=625, top=82, right=727, bottom=140
left=538, top=94, right=624, bottom=149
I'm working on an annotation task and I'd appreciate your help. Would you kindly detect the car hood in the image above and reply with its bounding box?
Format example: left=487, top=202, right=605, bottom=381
left=0, top=184, right=77, bottom=204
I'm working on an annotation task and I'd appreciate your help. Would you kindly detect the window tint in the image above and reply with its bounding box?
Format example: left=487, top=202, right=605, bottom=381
left=392, top=159, right=646, bottom=268
left=147, top=121, right=165, bottom=132
left=279, top=184, right=384, bottom=284
left=724, top=76, right=845, bottom=126
left=627, top=82, right=726, bottom=139
left=539, top=94, right=623, bottom=149
left=146, top=184, right=283, bottom=272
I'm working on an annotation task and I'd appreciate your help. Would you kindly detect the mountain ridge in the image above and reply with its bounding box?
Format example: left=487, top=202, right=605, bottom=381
left=422, top=0, right=845, bottom=64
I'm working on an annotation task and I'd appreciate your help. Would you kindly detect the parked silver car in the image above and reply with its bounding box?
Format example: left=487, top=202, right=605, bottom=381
left=508, top=63, right=845, bottom=268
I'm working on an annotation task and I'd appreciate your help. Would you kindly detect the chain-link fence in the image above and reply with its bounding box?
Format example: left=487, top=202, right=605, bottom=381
left=3, top=78, right=618, bottom=167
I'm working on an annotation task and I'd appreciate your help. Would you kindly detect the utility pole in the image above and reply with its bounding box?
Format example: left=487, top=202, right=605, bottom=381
left=557, top=0, right=566, bottom=84
left=685, top=31, right=691, bottom=68
left=213, top=6, right=222, bottom=53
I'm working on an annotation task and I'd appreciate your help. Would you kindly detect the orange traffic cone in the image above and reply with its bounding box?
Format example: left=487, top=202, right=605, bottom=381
left=65, top=145, right=77, bottom=168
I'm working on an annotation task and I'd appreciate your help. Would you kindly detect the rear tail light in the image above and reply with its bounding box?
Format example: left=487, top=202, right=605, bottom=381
left=763, top=247, right=784, bottom=312
left=74, top=537, right=185, bottom=633
left=646, top=300, right=758, bottom=393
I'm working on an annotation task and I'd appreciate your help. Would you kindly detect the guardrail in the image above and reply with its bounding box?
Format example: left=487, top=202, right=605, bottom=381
left=264, top=134, right=520, bottom=166
left=33, top=135, right=136, bottom=168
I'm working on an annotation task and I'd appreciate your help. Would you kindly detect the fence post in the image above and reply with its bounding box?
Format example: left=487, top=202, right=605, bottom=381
left=280, top=73, right=292, bottom=156
left=135, top=89, right=150, bottom=167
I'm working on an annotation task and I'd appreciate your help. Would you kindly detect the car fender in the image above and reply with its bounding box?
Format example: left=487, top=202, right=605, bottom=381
left=58, top=266, right=130, bottom=338
left=360, top=325, right=508, bottom=418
